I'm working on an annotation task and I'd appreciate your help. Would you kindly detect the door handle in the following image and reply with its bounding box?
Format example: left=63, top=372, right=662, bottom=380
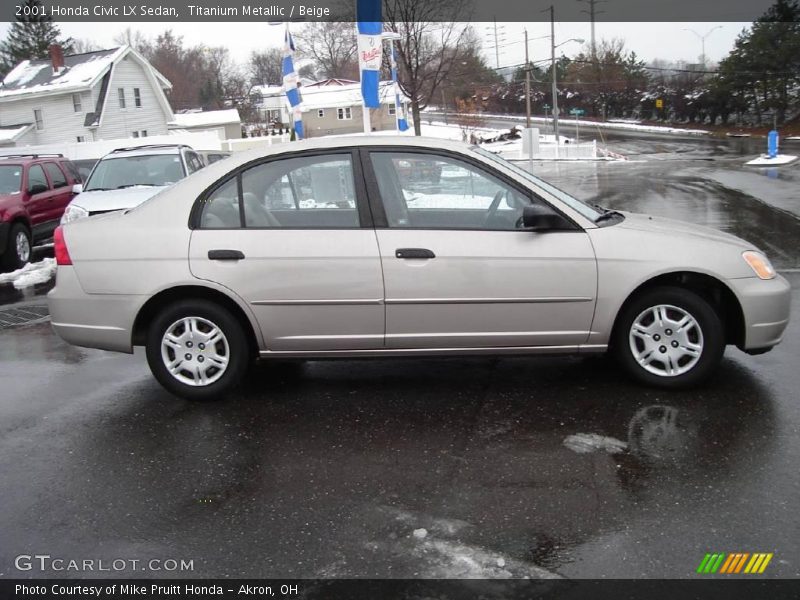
left=395, top=248, right=435, bottom=259
left=208, top=249, right=245, bottom=261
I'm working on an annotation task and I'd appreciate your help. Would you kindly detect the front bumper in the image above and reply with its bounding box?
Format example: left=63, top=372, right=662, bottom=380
left=730, top=274, right=791, bottom=351
left=47, top=266, right=138, bottom=354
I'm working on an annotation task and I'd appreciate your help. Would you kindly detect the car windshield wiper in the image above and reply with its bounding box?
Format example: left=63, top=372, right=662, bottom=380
left=116, top=184, right=155, bottom=189
left=595, top=209, right=624, bottom=223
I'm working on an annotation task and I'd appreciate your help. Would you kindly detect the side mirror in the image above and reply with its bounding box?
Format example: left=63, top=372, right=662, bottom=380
left=28, top=183, right=48, bottom=195
left=72, top=183, right=83, bottom=194
left=522, top=205, right=573, bottom=231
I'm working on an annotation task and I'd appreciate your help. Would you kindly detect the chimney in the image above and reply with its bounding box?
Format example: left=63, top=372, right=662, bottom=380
left=49, top=44, right=65, bottom=74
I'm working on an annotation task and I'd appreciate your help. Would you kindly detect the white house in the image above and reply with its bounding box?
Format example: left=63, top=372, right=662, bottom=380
left=168, top=108, right=242, bottom=140
left=0, top=44, right=174, bottom=147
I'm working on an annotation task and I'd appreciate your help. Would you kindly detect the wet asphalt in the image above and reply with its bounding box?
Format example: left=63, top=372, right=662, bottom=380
left=0, top=136, right=798, bottom=580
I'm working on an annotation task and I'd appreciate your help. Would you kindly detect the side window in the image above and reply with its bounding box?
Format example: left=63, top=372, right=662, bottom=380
left=369, top=152, right=535, bottom=230
left=198, top=154, right=359, bottom=230
left=200, top=178, right=240, bottom=229
left=185, top=151, right=203, bottom=174
left=62, top=160, right=82, bottom=183
left=43, top=162, right=68, bottom=188
left=27, top=164, right=49, bottom=193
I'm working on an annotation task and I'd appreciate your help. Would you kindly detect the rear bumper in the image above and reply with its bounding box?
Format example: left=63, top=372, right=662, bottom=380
left=47, top=266, right=138, bottom=354
left=730, top=274, right=791, bottom=351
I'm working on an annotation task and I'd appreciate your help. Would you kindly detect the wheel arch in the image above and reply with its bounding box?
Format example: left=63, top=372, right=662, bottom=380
left=132, top=284, right=260, bottom=357
left=610, top=270, right=746, bottom=348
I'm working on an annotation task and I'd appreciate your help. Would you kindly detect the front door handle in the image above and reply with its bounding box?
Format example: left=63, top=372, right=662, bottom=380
left=208, top=249, right=245, bottom=261
left=395, top=248, right=435, bottom=259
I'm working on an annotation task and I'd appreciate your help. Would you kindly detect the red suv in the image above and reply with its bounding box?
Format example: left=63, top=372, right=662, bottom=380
left=0, top=154, right=82, bottom=271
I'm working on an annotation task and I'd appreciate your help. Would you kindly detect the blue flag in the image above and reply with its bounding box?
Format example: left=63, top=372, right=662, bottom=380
left=282, top=25, right=304, bottom=139
left=356, top=0, right=382, bottom=109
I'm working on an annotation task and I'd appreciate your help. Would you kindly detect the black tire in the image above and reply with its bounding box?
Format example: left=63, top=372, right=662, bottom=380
left=2, top=223, right=32, bottom=271
left=145, top=299, right=250, bottom=400
left=613, top=286, right=725, bottom=389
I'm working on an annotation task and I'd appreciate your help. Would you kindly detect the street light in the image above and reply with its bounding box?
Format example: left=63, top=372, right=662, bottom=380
left=548, top=5, right=583, bottom=152
left=683, top=25, right=722, bottom=68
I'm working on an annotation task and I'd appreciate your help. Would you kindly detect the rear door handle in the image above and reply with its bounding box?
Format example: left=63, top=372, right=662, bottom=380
left=208, top=249, right=245, bottom=261
left=395, top=248, right=435, bottom=259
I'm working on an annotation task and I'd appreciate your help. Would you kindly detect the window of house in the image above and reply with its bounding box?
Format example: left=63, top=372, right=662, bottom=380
left=388, top=105, right=396, bottom=116
left=72, top=93, right=82, bottom=112
left=317, top=109, right=325, bottom=118
left=118, top=88, right=126, bottom=109
left=134, top=88, right=142, bottom=107
left=140, top=130, right=147, bottom=137
left=132, top=131, right=139, bottom=138
left=33, top=109, right=44, bottom=130
left=337, top=107, right=352, bottom=120
left=76, top=135, right=86, bottom=143
left=43, top=163, right=68, bottom=188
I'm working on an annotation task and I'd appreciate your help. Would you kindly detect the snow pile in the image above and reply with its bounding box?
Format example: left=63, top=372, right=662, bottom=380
left=0, top=258, right=56, bottom=289
left=563, top=433, right=628, bottom=454
left=745, top=154, right=798, bottom=166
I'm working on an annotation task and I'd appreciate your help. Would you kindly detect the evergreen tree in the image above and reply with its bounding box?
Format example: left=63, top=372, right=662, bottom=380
left=0, top=0, right=74, bottom=78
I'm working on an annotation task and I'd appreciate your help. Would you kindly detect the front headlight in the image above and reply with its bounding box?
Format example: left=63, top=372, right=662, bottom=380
left=742, top=250, right=776, bottom=280
left=61, top=204, right=89, bottom=224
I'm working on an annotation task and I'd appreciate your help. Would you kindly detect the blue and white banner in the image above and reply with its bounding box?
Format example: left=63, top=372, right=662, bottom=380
left=390, top=43, right=409, bottom=132
left=282, top=24, right=303, bottom=139
left=356, top=0, right=382, bottom=109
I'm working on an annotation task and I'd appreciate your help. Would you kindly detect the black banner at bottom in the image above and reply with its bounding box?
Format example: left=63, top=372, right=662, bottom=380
left=3, top=579, right=800, bottom=600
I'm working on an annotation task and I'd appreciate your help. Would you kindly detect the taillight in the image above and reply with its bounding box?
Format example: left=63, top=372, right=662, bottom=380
left=53, top=226, right=72, bottom=265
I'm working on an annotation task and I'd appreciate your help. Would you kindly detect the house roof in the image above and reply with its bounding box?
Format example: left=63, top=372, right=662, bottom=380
left=168, top=109, right=241, bottom=128
left=0, top=46, right=171, bottom=101
left=305, top=78, right=359, bottom=87
left=300, top=82, right=408, bottom=110
left=0, top=123, right=34, bottom=143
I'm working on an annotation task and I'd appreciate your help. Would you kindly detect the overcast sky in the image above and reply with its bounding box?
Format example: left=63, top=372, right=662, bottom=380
left=0, top=21, right=750, bottom=69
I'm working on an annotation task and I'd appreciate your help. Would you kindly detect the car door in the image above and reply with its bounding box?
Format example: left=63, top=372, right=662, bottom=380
left=189, top=150, right=384, bottom=352
left=364, top=148, right=598, bottom=350
left=41, top=162, right=74, bottom=224
left=24, top=164, right=56, bottom=237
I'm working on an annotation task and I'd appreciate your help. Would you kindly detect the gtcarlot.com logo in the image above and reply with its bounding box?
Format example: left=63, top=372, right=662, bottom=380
left=697, top=552, right=773, bottom=575
left=14, top=554, right=194, bottom=572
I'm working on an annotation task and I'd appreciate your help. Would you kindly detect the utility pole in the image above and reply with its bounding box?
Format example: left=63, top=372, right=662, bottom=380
left=683, top=26, right=722, bottom=69
left=550, top=6, right=559, bottom=149
left=524, top=28, right=531, bottom=128
left=577, top=0, right=605, bottom=60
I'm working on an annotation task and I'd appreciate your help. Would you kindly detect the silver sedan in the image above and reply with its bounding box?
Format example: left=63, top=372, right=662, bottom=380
left=47, top=137, right=791, bottom=400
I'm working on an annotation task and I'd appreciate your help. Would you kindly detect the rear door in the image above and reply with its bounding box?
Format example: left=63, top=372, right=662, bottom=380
left=24, top=164, right=57, bottom=238
left=363, top=148, right=598, bottom=350
left=41, top=162, right=74, bottom=223
left=188, top=150, right=384, bottom=352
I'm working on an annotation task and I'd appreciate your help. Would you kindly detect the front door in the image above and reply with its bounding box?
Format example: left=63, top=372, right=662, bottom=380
left=365, top=149, right=597, bottom=350
left=189, top=151, right=384, bottom=352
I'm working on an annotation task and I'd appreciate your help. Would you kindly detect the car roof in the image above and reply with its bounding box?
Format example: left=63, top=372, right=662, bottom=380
left=101, top=145, right=188, bottom=159
left=0, top=153, right=67, bottom=165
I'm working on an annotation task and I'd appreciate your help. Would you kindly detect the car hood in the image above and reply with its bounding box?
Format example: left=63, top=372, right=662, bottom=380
left=71, top=186, right=167, bottom=212
left=615, top=211, right=753, bottom=249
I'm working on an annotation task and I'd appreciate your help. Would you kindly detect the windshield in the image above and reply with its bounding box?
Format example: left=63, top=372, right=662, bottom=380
left=472, top=147, right=603, bottom=222
left=0, top=165, right=22, bottom=195
left=84, top=154, right=185, bottom=191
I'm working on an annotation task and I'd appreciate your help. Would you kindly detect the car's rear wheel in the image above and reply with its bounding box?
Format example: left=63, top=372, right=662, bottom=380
left=2, top=223, right=31, bottom=271
left=613, top=286, right=725, bottom=388
left=146, top=300, right=249, bottom=400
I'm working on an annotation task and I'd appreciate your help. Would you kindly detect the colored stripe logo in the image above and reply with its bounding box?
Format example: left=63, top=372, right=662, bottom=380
left=697, top=552, right=773, bottom=574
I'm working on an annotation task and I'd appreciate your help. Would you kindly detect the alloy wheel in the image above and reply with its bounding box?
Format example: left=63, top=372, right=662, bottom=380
left=15, top=230, right=30, bottom=264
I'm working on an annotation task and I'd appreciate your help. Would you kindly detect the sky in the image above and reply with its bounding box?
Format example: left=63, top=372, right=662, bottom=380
left=0, top=21, right=750, bottom=70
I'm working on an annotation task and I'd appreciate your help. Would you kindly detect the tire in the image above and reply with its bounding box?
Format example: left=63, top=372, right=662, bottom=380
left=145, top=299, right=250, bottom=400
left=613, top=286, right=725, bottom=389
left=2, top=223, right=32, bottom=271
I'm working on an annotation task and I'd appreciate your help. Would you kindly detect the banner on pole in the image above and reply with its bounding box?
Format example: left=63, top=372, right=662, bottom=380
left=390, top=43, right=409, bottom=132
left=282, top=24, right=304, bottom=139
left=356, top=0, right=382, bottom=109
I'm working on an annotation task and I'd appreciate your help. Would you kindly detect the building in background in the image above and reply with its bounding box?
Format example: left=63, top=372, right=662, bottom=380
left=168, top=108, right=242, bottom=140
left=0, top=45, right=174, bottom=148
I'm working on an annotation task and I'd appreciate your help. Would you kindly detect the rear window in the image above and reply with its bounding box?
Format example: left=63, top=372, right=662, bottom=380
left=84, top=154, right=186, bottom=191
left=0, top=165, right=22, bottom=194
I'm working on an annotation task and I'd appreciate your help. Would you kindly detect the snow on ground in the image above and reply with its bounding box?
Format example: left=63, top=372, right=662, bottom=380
left=563, top=433, right=628, bottom=454
left=0, top=258, right=56, bottom=289
left=745, top=154, right=799, bottom=166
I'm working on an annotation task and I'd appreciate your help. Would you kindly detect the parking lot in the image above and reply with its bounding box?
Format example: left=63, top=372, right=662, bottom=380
left=1, top=137, right=798, bottom=579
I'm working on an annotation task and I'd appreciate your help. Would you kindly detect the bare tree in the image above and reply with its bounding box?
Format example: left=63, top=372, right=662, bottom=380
left=248, top=48, right=283, bottom=85
left=294, top=22, right=358, bottom=80
left=384, top=0, right=472, bottom=135
left=454, top=98, right=484, bottom=142
left=112, top=27, right=150, bottom=53
left=71, top=38, right=100, bottom=54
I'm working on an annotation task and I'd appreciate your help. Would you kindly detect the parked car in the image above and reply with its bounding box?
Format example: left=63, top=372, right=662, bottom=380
left=0, top=153, right=82, bottom=270
left=48, top=137, right=790, bottom=400
left=60, top=144, right=205, bottom=223
left=197, top=150, right=232, bottom=166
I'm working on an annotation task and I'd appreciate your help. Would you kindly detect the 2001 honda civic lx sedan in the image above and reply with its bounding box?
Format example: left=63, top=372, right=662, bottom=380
left=47, top=137, right=791, bottom=400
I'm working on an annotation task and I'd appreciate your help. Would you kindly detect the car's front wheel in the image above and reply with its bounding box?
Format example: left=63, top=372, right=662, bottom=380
left=145, top=300, right=250, bottom=400
left=613, top=286, right=725, bottom=388
left=2, top=223, right=31, bottom=271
